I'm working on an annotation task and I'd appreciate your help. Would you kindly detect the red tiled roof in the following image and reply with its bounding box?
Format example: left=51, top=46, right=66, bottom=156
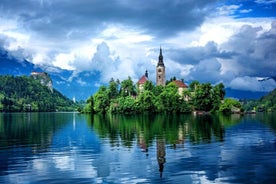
left=173, top=80, right=188, bottom=88
left=137, top=75, right=148, bottom=84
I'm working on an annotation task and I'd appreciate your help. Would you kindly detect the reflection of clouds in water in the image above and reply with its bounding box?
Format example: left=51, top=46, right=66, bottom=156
left=53, top=155, right=74, bottom=170
left=73, top=112, right=76, bottom=131
left=29, top=149, right=98, bottom=182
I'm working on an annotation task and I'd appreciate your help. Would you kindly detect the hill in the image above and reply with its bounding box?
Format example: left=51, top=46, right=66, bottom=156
left=243, top=88, right=276, bottom=112
left=0, top=75, right=77, bottom=112
left=0, top=49, right=98, bottom=100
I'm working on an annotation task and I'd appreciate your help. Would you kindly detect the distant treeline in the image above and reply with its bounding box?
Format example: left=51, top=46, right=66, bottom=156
left=242, top=88, right=276, bottom=112
left=82, top=77, right=243, bottom=114
left=0, top=75, right=76, bottom=112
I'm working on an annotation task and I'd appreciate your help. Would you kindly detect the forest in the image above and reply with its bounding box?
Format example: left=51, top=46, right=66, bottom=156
left=0, top=75, right=76, bottom=112
left=82, top=77, right=242, bottom=114
left=243, top=88, right=276, bottom=112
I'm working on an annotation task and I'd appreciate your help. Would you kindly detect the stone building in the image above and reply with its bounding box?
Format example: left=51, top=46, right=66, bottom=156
left=171, top=80, right=188, bottom=96
left=137, top=70, right=149, bottom=92
left=156, top=47, right=165, bottom=86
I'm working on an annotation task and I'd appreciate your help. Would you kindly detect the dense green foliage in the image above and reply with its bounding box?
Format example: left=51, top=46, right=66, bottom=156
left=0, top=75, right=76, bottom=112
left=243, top=88, right=276, bottom=112
left=219, top=98, right=243, bottom=114
left=83, top=77, right=232, bottom=114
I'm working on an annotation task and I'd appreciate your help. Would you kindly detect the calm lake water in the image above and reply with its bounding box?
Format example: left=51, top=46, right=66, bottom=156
left=0, top=112, right=275, bottom=184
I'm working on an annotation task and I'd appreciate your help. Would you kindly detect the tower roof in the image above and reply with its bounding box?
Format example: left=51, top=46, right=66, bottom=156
left=157, top=47, right=165, bottom=67
left=137, top=75, right=148, bottom=84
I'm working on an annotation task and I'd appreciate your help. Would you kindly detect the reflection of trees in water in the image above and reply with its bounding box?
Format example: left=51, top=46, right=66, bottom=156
left=0, top=113, right=73, bottom=175
left=188, top=115, right=225, bottom=143
left=87, top=113, right=244, bottom=178
left=88, top=114, right=241, bottom=147
left=248, top=113, right=276, bottom=132
left=0, top=113, right=72, bottom=152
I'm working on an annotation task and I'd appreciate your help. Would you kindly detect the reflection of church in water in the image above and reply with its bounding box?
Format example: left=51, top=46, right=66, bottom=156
left=139, top=134, right=185, bottom=178
left=137, top=48, right=187, bottom=178
left=157, top=139, right=166, bottom=178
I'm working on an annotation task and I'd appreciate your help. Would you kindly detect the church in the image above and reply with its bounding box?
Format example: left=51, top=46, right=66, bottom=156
left=137, top=47, right=188, bottom=96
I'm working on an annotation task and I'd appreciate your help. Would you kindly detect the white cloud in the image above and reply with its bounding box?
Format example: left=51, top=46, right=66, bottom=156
left=0, top=0, right=275, bottom=94
left=230, top=76, right=276, bottom=92
left=255, top=0, right=276, bottom=4
left=53, top=53, right=75, bottom=70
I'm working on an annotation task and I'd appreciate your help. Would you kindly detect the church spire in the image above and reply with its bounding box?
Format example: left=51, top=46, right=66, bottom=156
left=156, top=46, right=165, bottom=86
left=157, top=46, right=164, bottom=67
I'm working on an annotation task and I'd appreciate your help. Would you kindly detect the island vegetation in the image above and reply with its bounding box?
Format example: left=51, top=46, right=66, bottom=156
left=82, top=77, right=243, bottom=115
left=1, top=74, right=273, bottom=114
left=0, top=75, right=77, bottom=112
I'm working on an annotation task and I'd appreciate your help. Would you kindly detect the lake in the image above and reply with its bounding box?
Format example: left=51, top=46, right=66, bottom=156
left=0, top=112, right=276, bottom=184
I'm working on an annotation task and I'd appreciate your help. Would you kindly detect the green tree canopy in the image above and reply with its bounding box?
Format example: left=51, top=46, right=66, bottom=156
left=0, top=75, right=76, bottom=112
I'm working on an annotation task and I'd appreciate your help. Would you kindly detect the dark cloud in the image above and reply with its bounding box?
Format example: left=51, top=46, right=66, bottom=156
left=1, top=0, right=275, bottom=92
left=222, top=21, right=276, bottom=77
left=166, top=41, right=236, bottom=65
left=0, top=0, right=218, bottom=40
left=162, top=21, right=276, bottom=90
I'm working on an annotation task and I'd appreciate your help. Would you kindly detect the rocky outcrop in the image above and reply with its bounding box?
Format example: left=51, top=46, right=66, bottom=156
left=30, top=72, right=53, bottom=92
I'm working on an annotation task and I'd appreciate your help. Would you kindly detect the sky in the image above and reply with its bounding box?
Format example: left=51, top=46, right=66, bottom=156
left=0, top=0, right=276, bottom=92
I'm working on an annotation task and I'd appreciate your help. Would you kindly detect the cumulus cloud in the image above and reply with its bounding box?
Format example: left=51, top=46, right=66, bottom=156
left=221, top=21, right=276, bottom=77
left=162, top=19, right=276, bottom=92
left=89, top=42, right=138, bottom=83
left=230, top=76, right=276, bottom=92
left=0, top=0, right=275, bottom=93
left=188, top=59, right=222, bottom=82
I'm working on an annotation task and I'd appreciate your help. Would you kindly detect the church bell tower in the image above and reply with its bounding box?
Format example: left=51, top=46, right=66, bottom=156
left=156, top=47, right=165, bottom=86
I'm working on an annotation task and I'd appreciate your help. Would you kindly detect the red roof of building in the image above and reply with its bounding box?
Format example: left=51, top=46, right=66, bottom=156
left=173, top=80, right=188, bottom=88
left=137, top=75, right=148, bottom=84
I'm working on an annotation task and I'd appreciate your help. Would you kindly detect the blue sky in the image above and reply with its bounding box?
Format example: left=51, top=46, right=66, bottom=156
left=0, top=0, right=275, bottom=92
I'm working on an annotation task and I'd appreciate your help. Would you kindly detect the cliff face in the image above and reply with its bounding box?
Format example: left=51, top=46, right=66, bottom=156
left=30, top=72, right=53, bottom=92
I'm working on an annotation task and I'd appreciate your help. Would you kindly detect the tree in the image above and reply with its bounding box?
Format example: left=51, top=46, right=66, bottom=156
left=213, top=83, right=225, bottom=100
left=137, top=90, right=156, bottom=112
left=86, top=96, right=94, bottom=113
left=156, top=83, right=180, bottom=112
left=143, top=80, right=155, bottom=92
left=177, top=99, right=192, bottom=113
left=120, top=76, right=136, bottom=97
left=154, top=85, right=164, bottom=96
left=189, top=80, right=200, bottom=92
left=193, top=83, right=214, bottom=111
left=117, top=96, right=137, bottom=114
left=212, top=83, right=225, bottom=111
left=94, top=86, right=110, bottom=114
left=108, top=78, right=119, bottom=99
left=219, top=98, right=242, bottom=114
